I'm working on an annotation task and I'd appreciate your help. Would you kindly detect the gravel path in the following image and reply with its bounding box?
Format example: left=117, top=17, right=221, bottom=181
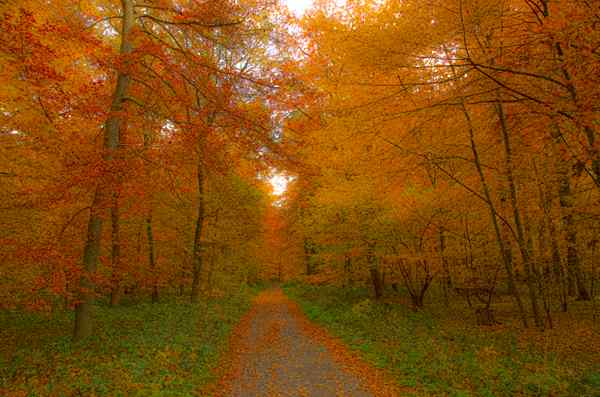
left=224, top=289, right=374, bottom=397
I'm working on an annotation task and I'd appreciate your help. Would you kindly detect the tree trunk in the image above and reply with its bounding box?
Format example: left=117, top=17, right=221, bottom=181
left=109, top=195, right=121, bottom=307
left=476, top=307, right=497, bottom=326
left=591, top=241, right=598, bottom=299
left=147, top=208, right=158, bottom=303
left=461, top=102, right=528, bottom=327
left=191, top=141, right=205, bottom=303
left=439, top=228, right=451, bottom=306
left=367, top=245, right=382, bottom=300
left=551, top=123, right=591, bottom=301
left=370, top=267, right=383, bottom=300
left=495, top=101, right=543, bottom=328
left=207, top=251, right=215, bottom=295
left=539, top=2, right=595, bottom=302
left=549, top=217, right=568, bottom=311
left=344, top=254, right=353, bottom=287
left=441, top=44, right=527, bottom=325
left=552, top=40, right=600, bottom=190
left=304, top=238, right=313, bottom=275
left=536, top=156, right=568, bottom=311
left=143, top=124, right=158, bottom=304
left=463, top=216, right=475, bottom=272
left=73, top=0, right=134, bottom=342
left=74, top=191, right=103, bottom=341
left=527, top=212, right=552, bottom=328
left=411, top=294, right=424, bottom=308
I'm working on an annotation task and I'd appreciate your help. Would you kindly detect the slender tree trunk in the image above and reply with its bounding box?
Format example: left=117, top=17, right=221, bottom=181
left=278, top=258, right=282, bottom=282
left=549, top=217, right=568, bottom=311
left=550, top=123, right=591, bottom=301
left=206, top=250, right=215, bottom=295
left=417, top=259, right=433, bottom=308
left=143, top=121, right=158, bottom=303
left=399, top=259, right=432, bottom=309
left=528, top=212, right=552, bottom=328
left=542, top=5, right=600, bottom=267
left=591, top=241, right=598, bottom=299
left=74, top=191, right=103, bottom=341
left=464, top=216, right=475, bottom=272
left=191, top=139, right=205, bottom=303
left=535, top=156, right=568, bottom=311
left=553, top=41, right=600, bottom=189
left=540, top=5, right=600, bottom=266
left=147, top=208, right=158, bottom=303
left=460, top=103, right=528, bottom=327
left=73, top=0, right=134, bottom=342
left=370, top=266, right=383, bottom=300
left=344, top=254, right=353, bottom=287
left=439, top=228, right=451, bottom=306
left=109, top=194, right=121, bottom=307
left=304, top=238, right=312, bottom=275
left=367, top=244, right=383, bottom=300
left=562, top=193, right=589, bottom=301
left=495, top=101, right=543, bottom=328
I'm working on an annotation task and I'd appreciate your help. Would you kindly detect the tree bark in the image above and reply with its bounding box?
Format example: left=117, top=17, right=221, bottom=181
left=74, top=191, right=103, bottom=341
left=73, top=0, right=134, bottom=342
left=441, top=44, right=527, bottom=325
left=591, top=241, right=597, bottom=299
left=439, top=228, right=451, bottom=306
left=109, top=194, right=121, bottom=307
left=367, top=244, right=383, bottom=300
left=551, top=123, right=590, bottom=301
left=344, top=254, right=353, bottom=287
left=535, top=155, right=568, bottom=311
left=304, top=238, right=313, bottom=275
left=190, top=138, right=205, bottom=303
left=461, top=102, right=528, bottom=327
left=143, top=120, right=158, bottom=303
left=369, top=266, right=383, bottom=300
left=147, top=208, right=158, bottom=303
left=495, top=101, right=543, bottom=328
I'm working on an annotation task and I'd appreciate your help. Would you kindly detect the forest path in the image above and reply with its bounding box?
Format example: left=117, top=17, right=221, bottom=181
left=213, top=288, right=401, bottom=397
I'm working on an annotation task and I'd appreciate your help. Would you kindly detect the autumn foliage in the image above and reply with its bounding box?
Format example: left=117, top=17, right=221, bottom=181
left=1, top=0, right=599, bottom=394
left=274, top=0, right=600, bottom=330
left=0, top=0, right=287, bottom=337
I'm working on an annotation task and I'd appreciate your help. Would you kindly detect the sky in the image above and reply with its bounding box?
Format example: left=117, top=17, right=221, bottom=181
left=283, top=0, right=313, bottom=15
left=270, top=173, right=290, bottom=196
left=267, top=1, right=312, bottom=197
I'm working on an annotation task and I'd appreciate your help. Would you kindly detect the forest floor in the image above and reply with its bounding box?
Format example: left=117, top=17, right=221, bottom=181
left=209, top=288, right=404, bottom=396
left=3, top=283, right=599, bottom=396
left=0, top=285, right=262, bottom=396
left=283, top=283, right=600, bottom=397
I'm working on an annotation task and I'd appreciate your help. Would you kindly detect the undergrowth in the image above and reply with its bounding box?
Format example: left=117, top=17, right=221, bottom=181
left=0, top=284, right=264, bottom=396
left=284, top=282, right=600, bottom=397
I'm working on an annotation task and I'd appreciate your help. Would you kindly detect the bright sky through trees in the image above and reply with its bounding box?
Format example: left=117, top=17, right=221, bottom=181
left=269, top=172, right=294, bottom=198
left=270, top=174, right=289, bottom=195
left=283, top=0, right=313, bottom=15
left=269, top=0, right=314, bottom=195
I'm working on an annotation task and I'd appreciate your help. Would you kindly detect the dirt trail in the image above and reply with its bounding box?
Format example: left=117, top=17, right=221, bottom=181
left=215, top=288, right=401, bottom=397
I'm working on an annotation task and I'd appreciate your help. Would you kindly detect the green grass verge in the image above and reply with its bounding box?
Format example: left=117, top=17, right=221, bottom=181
left=0, top=284, right=264, bottom=396
left=283, top=282, right=600, bottom=397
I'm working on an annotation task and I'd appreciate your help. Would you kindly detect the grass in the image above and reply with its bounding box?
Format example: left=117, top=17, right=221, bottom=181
left=283, top=282, right=600, bottom=397
left=0, top=284, right=264, bottom=396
